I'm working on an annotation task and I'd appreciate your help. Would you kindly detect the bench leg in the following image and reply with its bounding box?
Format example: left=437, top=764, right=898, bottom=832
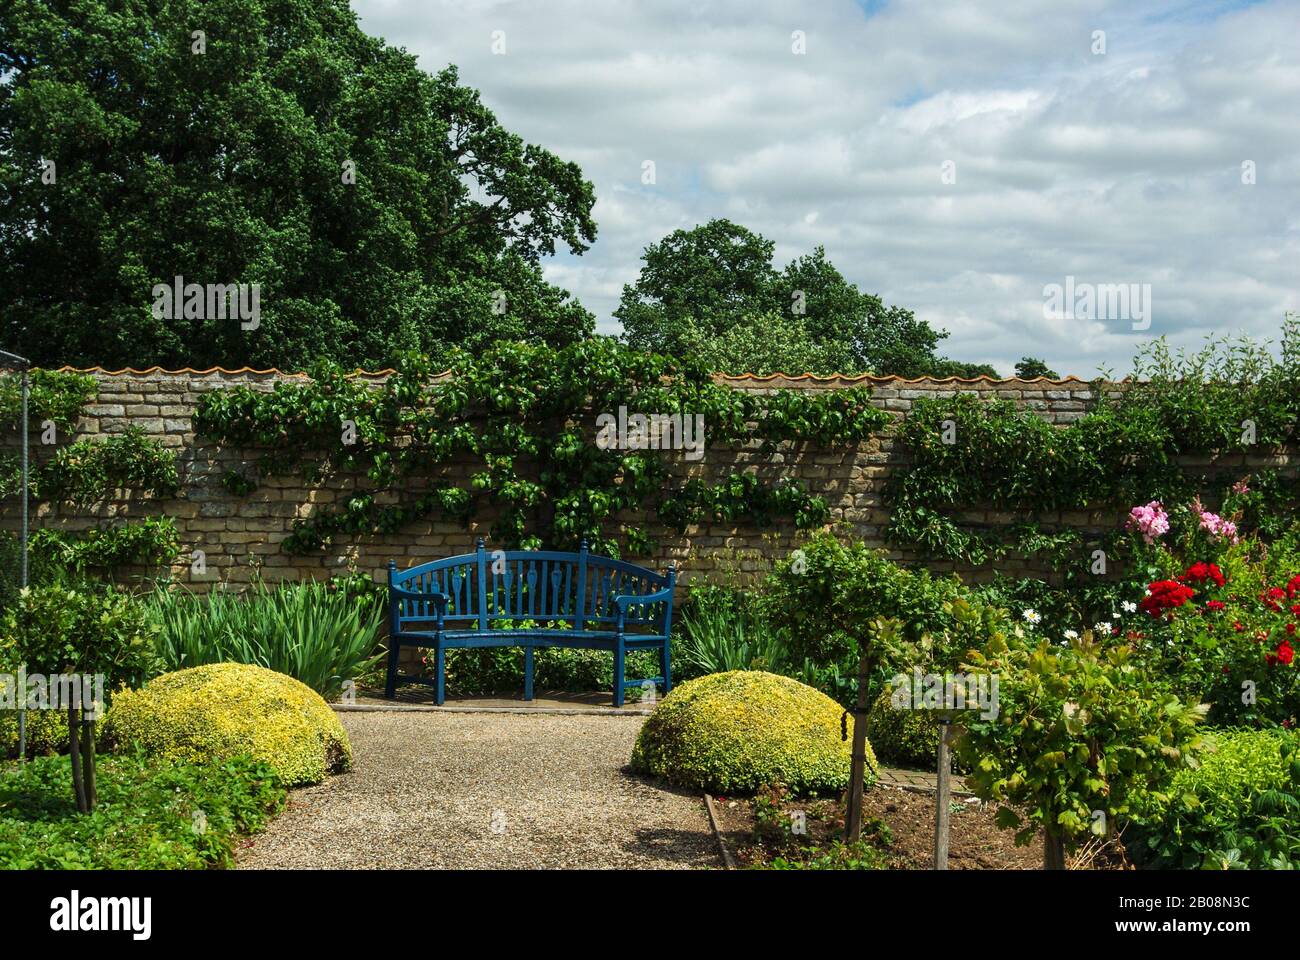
left=435, top=646, right=445, bottom=706
left=660, top=640, right=671, bottom=695
left=613, top=635, right=625, bottom=708
left=385, top=638, right=401, bottom=699
left=524, top=647, right=535, bottom=701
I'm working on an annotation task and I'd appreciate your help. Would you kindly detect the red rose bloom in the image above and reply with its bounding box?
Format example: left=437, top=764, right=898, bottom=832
left=1205, top=600, right=1226, bottom=612
left=1139, top=580, right=1196, bottom=618
left=1181, top=562, right=1226, bottom=587
left=1278, top=640, right=1295, bottom=666
left=1287, top=575, right=1300, bottom=599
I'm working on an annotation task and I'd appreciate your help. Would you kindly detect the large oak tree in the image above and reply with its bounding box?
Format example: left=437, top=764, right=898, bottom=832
left=0, top=0, right=597, bottom=369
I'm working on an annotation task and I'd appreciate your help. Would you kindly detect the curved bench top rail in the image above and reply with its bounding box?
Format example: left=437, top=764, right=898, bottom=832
left=390, top=538, right=676, bottom=630
left=390, top=538, right=672, bottom=588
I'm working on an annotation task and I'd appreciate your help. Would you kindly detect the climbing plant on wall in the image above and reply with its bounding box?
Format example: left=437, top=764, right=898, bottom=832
left=1, top=370, right=182, bottom=600
left=883, top=321, right=1300, bottom=570
left=194, top=339, right=892, bottom=557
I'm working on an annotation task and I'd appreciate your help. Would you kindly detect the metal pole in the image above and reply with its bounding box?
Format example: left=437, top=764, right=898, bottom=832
left=18, top=367, right=29, bottom=762
left=934, top=717, right=952, bottom=869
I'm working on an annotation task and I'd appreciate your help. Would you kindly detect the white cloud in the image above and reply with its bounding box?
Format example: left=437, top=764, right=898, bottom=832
left=354, top=0, right=1300, bottom=375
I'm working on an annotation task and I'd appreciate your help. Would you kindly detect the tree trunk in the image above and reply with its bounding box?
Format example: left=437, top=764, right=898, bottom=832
left=81, top=715, right=97, bottom=809
left=67, top=706, right=87, bottom=813
left=845, top=651, right=873, bottom=842
left=1043, top=829, right=1067, bottom=870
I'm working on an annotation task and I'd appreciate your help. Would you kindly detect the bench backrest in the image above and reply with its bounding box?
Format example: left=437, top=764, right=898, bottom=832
left=390, top=539, right=675, bottom=634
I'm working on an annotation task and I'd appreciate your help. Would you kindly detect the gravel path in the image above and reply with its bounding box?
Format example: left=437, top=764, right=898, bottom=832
left=238, top=711, right=719, bottom=870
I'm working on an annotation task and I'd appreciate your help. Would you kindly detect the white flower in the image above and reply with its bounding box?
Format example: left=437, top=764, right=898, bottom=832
left=1063, top=629, right=1079, bottom=641
left=1122, top=601, right=1138, bottom=614
left=1094, top=621, right=1112, bottom=634
left=1022, top=609, right=1041, bottom=625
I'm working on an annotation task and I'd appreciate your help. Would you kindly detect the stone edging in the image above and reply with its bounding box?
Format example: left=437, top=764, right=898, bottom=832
left=703, top=794, right=738, bottom=870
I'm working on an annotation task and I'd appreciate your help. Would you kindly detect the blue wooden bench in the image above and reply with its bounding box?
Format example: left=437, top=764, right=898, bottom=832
left=386, top=539, right=677, bottom=707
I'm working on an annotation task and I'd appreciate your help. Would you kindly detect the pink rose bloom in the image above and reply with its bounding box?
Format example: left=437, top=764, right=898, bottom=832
left=1199, top=510, right=1239, bottom=544
left=1126, top=501, right=1169, bottom=545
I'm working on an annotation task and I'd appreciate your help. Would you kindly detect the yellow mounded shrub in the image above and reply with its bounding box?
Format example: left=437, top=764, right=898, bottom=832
left=108, top=663, right=351, bottom=786
left=630, top=671, right=874, bottom=795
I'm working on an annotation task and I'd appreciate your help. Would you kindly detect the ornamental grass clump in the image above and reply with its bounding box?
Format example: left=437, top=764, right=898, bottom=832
left=108, top=663, right=351, bottom=786
left=629, top=671, right=873, bottom=795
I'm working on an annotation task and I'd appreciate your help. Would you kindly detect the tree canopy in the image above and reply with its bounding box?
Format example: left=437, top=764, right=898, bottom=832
left=0, top=0, right=597, bottom=370
left=616, top=218, right=992, bottom=378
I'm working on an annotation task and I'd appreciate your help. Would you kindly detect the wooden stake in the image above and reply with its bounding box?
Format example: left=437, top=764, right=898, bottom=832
left=934, top=718, right=951, bottom=869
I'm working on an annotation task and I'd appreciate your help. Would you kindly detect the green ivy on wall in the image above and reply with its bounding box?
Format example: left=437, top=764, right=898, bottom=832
left=195, top=339, right=891, bottom=557
left=883, top=323, right=1300, bottom=569
left=1, top=370, right=182, bottom=595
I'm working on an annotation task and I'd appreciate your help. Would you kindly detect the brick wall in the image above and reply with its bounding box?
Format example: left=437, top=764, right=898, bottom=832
left=4, top=367, right=1291, bottom=589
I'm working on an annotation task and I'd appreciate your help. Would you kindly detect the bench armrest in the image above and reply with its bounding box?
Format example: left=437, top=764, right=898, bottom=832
left=612, top=585, right=675, bottom=631
left=390, top=585, right=450, bottom=631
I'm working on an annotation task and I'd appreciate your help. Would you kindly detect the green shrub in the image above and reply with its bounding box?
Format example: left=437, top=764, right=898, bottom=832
left=1128, top=728, right=1300, bottom=869
left=629, top=670, right=873, bottom=795
left=440, top=645, right=660, bottom=698
left=108, top=663, right=351, bottom=786
left=761, top=839, right=890, bottom=870
left=762, top=532, right=968, bottom=666
left=0, top=709, right=103, bottom=760
left=677, top=583, right=789, bottom=678
left=0, top=751, right=285, bottom=869
left=955, top=631, right=1205, bottom=868
left=144, top=578, right=384, bottom=699
left=866, top=689, right=967, bottom=772
left=1, top=584, right=161, bottom=811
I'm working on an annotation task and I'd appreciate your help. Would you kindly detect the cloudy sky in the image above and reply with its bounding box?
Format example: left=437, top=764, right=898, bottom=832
left=353, top=0, right=1299, bottom=377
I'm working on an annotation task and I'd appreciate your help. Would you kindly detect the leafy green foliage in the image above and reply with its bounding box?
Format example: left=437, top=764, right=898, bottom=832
left=0, top=752, right=285, bottom=869
left=1, top=584, right=162, bottom=810
left=1127, top=728, right=1300, bottom=870
left=142, top=579, right=385, bottom=699
left=0, top=1, right=596, bottom=370
left=1, top=584, right=160, bottom=689
left=676, top=583, right=790, bottom=677
left=954, top=630, right=1206, bottom=860
left=27, top=517, right=182, bottom=579
left=761, top=531, right=969, bottom=666
left=678, top=311, right=856, bottom=377
left=194, top=340, right=888, bottom=556
left=33, top=427, right=179, bottom=503
left=630, top=670, right=873, bottom=795
left=887, top=320, right=1300, bottom=566
left=867, top=688, right=968, bottom=772
left=1014, top=357, right=1058, bottom=379
left=615, top=219, right=980, bottom=378
left=0, top=370, right=96, bottom=433
left=438, top=646, right=660, bottom=699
